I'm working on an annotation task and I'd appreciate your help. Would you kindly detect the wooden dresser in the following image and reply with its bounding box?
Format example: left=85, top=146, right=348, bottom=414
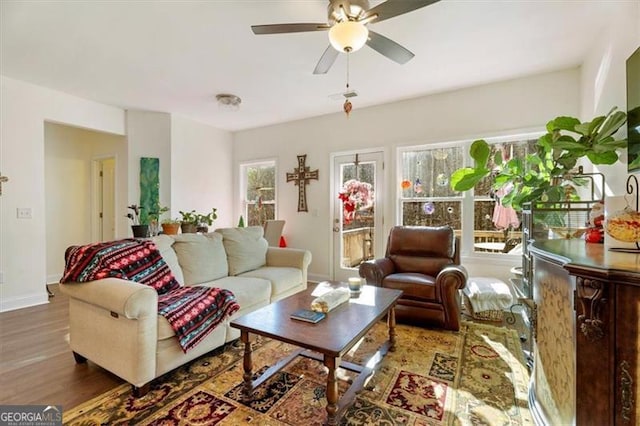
left=528, top=239, right=639, bottom=425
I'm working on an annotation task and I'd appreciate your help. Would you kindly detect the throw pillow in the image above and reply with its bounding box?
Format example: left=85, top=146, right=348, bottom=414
left=152, top=234, right=185, bottom=285
left=215, top=226, right=268, bottom=275
left=172, top=233, right=229, bottom=285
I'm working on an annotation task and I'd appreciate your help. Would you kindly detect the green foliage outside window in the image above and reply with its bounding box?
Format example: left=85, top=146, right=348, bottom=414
left=245, top=163, right=276, bottom=226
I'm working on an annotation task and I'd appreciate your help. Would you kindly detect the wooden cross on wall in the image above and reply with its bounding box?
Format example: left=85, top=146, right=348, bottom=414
left=286, top=155, right=319, bottom=212
left=0, top=173, right=8, bottom=196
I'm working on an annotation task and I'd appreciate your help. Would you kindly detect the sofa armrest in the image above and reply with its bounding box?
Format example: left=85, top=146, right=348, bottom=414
left=359, top=258, right=396, bottom=286
left=266, top=247, right=312, bottom=284
left=266, top=247, right=312, bottom=269
left=59, top=278, right=158, bottom=319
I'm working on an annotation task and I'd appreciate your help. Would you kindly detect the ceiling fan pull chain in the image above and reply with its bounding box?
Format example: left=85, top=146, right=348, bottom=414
left=343, top=51, right=353, bottom=118
left=346, top=50, right=350, bottom=90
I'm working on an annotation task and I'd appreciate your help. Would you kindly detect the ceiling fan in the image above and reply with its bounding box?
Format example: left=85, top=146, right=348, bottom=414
left=251, top=0, right=440, bottom=74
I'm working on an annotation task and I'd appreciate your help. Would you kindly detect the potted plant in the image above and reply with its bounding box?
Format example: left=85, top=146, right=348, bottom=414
left=161, top=217, right=181, bottom=235
left=179, top=210, right=198, bottom=234
left=147, top=205, right=170, bottom=237
left=196, top=208, right=218, bottom=233
left=126, top=204, right=148, bottom=238
left=450, top=108, right=628, bottom=224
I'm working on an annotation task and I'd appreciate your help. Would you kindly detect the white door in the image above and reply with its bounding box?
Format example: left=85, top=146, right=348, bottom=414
left=101, top=158, right=116, bottom=241
left=332, top=151, right=384, bottom=282
left=93, top=157, right=116, bottom=241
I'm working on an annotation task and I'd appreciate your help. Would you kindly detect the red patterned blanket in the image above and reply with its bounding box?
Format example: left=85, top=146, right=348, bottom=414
left=61, top=239, right=239, bottom=353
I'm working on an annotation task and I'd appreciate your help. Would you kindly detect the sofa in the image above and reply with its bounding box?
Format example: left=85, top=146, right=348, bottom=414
left=59, top=226, right=312, bottom=396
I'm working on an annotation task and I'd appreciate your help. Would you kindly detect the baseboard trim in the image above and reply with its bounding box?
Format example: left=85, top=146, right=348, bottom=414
left=47, top=273, right=62, bottom=285
left=0, top=291, right=49, bottom=312
left=307, top=273, right=330, bottom=283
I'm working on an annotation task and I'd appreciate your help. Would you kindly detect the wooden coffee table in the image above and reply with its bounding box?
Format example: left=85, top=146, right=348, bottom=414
left=230, top=283, right=402, bottom=425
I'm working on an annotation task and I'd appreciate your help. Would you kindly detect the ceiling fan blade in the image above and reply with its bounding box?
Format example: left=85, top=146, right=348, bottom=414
left=251, top=23, right=330, bottom=35
left=362, top=0, right=440, bottom=24
left=313, top=45, right=339, bottom=74
left=366, top=31, right=414, bottom=64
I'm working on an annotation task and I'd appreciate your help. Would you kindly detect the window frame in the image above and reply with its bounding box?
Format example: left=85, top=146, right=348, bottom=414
left=239, top=158, right=278, bottom=226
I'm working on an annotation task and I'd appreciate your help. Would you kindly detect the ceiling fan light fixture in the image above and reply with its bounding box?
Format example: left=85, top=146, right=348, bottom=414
left=328, top=21, right=368, bottom=53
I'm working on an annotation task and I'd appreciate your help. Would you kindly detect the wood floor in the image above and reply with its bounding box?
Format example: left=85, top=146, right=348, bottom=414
left=0, top=285, right=123, bottom=408
left=0, top=284, right=530, bottom=410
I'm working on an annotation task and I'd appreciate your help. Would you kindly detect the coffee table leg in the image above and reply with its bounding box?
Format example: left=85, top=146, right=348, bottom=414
left=241, top=330, right=253, bottom=399
left=324, top=355, right=339, bottom=425
left=388, top=306, right=397, bottom=352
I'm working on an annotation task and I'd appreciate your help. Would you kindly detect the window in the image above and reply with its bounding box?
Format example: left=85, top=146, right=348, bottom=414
left=240, top=160, right=276, bottom=226
left=398, top=136, right=538, bottom=255
left=471, top=139, right=537, bottom=253
left=399, top=146, right=463, bottom=230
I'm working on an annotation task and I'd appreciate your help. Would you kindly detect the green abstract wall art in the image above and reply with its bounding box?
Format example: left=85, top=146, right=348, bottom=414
left=139, top=157, right=159, bottom=225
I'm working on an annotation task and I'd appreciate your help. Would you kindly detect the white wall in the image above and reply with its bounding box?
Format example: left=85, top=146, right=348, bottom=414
left=126, top=110, right=172, bottom=233
left=44, top=123, right=127, bottom=283
left=170, top=115, right=234, bottom=228
left=0, top=76, right=126, bottom=312
left=234, top=68, right=582, bottom=282
left=581, top=1, right=640, bottom=195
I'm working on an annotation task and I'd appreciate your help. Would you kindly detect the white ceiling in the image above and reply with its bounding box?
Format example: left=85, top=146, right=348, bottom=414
left=0, top=1, right=620, bottom=132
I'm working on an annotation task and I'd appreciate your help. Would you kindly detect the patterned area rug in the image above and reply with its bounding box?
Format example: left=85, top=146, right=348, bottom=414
left=64, top=321, right=532, bottom=425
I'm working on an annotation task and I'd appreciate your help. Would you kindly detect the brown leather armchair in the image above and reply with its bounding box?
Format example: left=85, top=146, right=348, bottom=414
left=359, top=225, right=467, bottom=331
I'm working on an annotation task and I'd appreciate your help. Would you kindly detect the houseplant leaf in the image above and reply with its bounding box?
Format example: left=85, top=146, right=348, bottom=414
left=587, top=115, right=606, bottom=135
left=553, top=139, right=587, bottom=150
left=596, top=109, right=628, bottom=143
left=450, top=167, right=490, bottom=191
left=547, top=116, right=580, bottom=133
left=587, top=150, right=618, bottom=165
left=469, top=139, right=491, bottom=168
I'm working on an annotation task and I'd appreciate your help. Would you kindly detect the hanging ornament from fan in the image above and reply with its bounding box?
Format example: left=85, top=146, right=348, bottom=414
left=343, top=99, right=352, bottom=117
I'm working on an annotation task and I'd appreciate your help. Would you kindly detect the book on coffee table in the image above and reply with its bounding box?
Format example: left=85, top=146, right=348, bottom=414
left=290, top=308, right=326, bottom=323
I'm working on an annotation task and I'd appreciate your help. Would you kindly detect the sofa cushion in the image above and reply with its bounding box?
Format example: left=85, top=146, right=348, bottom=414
left=216, top=226, right=268, bottom=275
left=171, top=233, right=228, bottom=285
left=239, top=266, right=303, bottom=301
left=383, top=273, right=437, bottom=301
left=201, top=276, right=271, bottom=316
left=157, top=276, right=271, bottom=341
left=152, top=235, right=185, bottom=285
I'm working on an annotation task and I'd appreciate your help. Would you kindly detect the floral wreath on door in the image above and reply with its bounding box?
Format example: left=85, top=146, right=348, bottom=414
left=338, top=179, right=374, bottom=225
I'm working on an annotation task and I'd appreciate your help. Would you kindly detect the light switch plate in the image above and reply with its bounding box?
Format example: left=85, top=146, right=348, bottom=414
left=17, top=207, right=32, bottom=219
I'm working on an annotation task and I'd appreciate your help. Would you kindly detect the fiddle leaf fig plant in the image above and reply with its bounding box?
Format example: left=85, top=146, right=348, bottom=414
left=450, top=107, right=628, bottom=212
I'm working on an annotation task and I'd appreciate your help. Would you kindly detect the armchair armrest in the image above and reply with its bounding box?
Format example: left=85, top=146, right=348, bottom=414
left=359, top=258, right=396, bottom=286
left=59, top=278, right=158, bottom=320
left=435, top=264, right=468, bottom=330
left=435, top=265, right=468, bottom=292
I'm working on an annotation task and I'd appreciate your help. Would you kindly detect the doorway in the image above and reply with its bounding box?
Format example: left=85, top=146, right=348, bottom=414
left=332, top=151, right=384, bottom=282
left=93, top=157, right=116, bottom=242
